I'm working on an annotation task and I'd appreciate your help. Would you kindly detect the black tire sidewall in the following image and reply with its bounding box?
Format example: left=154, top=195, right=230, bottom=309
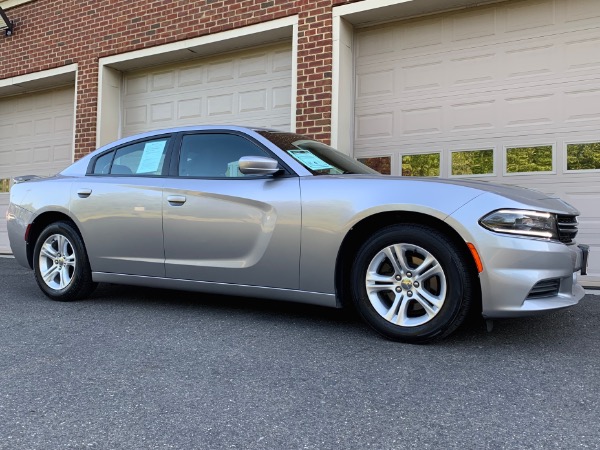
left=33, top=222, right=93, bottom=301
left=351, top=224, right=469, bottom=343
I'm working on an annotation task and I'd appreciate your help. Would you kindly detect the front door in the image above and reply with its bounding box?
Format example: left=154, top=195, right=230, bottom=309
left=162, top=132, right=301, bottom=289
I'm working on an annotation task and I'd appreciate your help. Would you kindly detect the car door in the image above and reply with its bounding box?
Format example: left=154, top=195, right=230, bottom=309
left=70, top=135, right=173, bottom=277
left=162, top=131, right=301, bottom=289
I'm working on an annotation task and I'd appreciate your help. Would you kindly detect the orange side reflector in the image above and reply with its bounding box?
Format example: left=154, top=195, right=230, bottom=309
left=467, top=243, right=484, bottom=273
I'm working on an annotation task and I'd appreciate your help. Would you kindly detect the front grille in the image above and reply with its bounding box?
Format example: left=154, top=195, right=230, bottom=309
left=527, top=279, right=560, bottom=299
left=556, top=215, right=578, bottom=243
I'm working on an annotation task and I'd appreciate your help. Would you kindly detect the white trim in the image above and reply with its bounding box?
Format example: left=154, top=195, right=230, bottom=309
left=291, top=21, right=298, bottom=133
left=96, top=65, right=123, bottom=147
left=71, top=67, right=79, bottom=164
left=333, top=0, right=414, bottom=18
left=0, top=64, right=77, bottom=92
left=332, top=0, right=506, bottom=25
left=101, top=16, right=298, bottom=67
left=0, top=0, right=34, bottom=10
left=97, top=16, right=298, bottom=147
left=331, top=16, right=354, bottom=154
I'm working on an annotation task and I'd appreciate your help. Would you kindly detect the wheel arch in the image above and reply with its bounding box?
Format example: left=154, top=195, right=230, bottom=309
left=26, top=211, right=82, bottom=269
left=334, top=211, right=482, bottom=311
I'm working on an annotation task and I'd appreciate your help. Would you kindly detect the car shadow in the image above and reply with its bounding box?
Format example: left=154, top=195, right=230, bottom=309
left=86, top=283, right=597, bottom=348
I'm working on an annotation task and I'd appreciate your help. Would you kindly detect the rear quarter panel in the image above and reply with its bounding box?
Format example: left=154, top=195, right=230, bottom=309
left=8, top=177, right=73, bottom=267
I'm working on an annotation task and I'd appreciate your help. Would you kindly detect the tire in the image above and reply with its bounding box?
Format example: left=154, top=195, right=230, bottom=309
left=33, top=221, right=97, bottom=301
left=350, top=224, right=475, bottom=343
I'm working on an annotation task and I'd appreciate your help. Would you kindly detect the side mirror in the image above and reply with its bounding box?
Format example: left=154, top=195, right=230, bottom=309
left=238, top=156, right=281, bottom=176
left=13, top=175, right=41, bottom=184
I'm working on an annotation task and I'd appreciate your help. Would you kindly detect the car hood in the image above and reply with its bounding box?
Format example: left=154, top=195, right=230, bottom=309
left=325, top=175, right=580, bottom=215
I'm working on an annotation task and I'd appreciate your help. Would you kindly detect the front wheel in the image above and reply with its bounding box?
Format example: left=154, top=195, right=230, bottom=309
left=33, top=221, right=97, bottom=301
left=350, top=224, right=475, bottom=343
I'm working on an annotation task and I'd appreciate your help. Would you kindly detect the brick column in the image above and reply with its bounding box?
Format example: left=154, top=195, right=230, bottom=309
left=295, top=1, right=333, bottom=143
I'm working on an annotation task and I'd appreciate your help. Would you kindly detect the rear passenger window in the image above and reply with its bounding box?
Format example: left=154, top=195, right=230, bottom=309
left=92, top=138, right=169, bottom=176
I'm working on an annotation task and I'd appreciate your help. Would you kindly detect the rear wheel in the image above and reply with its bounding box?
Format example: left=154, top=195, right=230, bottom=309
left=350, top=224, right=474, bottom=343
left=33, top=221, right=97, bottom=301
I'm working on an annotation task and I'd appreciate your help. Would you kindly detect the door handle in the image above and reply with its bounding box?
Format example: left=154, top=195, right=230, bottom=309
left=167, top=195, right=186, bottom=205
left=77, top=188, right=92, bottom=198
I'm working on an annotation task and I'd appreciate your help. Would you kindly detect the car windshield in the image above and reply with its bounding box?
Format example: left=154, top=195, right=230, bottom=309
left=257, top=131, right=378, bottom=175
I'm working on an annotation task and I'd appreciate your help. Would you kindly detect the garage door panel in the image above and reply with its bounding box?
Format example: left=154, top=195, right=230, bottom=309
left=356, top=79, right=600, bottom=149
left=33, top=90, right=56, bottom=109
left=124, top=92, right=291, bottom=135
left=356, top=69, right=394, bottom=99
left=151, top=71, right=177, bottom=91
left=239, top=53, right=269, bottom=77
left=450, top=52, right=497, bottom=88
left=504, top=0, right=555, bottom=33
left=564, top=86, right=600, bottom=124
left=400, top=17, right=444, bottom=50
left=449, top=99, right=496, bottom=133
left=565, top=35, right=600, bottom=72
left=504, top=43, right=556, bottom=79
left=356, top=40, right=600, bottom=108
left=125, top=74, right=292, bottom=100
left=504, top=92, right=556, bottom=128
left=565, top=0, right=600, bottom=23
left=123, top=44, right=292, bottom=137
left=272, top=48, right=293, bottom=72
left=450, top=8, right=496, bottom=41
left=357, top=20, right=600, bottom=107
left=207, top=59, right=236, bottom=82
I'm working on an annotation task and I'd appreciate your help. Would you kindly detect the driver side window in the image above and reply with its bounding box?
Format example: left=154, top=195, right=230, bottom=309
left=178, top=133, right=270, bottom=178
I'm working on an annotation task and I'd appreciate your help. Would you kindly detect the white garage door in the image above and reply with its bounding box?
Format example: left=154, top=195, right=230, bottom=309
left=122, top=43, right=293, bottom=137
left=0, top=86, right=75, bottom=254
left=354, top=0, right=600, bottom=286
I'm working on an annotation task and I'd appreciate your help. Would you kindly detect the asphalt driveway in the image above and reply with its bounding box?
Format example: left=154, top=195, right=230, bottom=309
left=1, top=257, right=598, bottom=449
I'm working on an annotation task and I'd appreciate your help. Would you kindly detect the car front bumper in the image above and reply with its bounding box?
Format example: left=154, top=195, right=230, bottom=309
left=477, top=236, right=587, bottom=318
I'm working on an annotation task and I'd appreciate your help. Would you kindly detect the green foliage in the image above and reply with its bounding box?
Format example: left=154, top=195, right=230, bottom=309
left=363, top=143, right=600, bottom=176
left=506, top=146, right=553, bottom=173
left=451, top=149, right=494, bottom=175
left=0, top=178, right=9, bottom=193
left=358, top=157, right=391, bottom=175
left=567, top=142, right=600, bottom=170
left=402, top=153, right=440, bottom=177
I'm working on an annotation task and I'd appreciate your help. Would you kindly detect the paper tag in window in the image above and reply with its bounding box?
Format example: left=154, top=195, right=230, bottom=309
left=288, top=150, right=334, bottom=170
left=137, top=140, right=167, bottom=173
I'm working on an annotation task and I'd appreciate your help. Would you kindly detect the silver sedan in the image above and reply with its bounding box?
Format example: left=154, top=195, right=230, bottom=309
left=7, top=126, right=588, bottom=343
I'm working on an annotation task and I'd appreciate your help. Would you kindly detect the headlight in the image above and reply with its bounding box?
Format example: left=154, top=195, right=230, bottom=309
left=479, top=209, right=558, bottom=240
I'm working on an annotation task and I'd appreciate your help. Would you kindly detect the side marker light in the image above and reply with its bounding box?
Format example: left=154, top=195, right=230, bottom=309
left=467, top=243, right=483, bottom=273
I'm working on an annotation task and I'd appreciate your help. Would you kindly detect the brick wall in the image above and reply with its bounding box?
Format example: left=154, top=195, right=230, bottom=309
left=0, top=0, right=361, bottom=158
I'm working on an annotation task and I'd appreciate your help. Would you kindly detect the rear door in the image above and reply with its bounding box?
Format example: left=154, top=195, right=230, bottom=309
left=70, top=135, right=173, bottom=276
left=162, top=131, right=301, bottom=289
